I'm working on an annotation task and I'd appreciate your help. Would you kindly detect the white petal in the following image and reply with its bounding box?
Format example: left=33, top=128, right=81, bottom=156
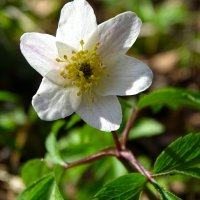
left=56, top=41, right=75, bottom=59
left=76, top=95, right=122, bottom=131
left=20, top=33, right=59, bottom=76
left=56, top=0, right=98, bottom=50
left=32, top=78, right=81, bottom=121
left=96, top=55, right=153, bottom=96
left=45, top=69, right=70, bottom=87
left=84, top=29, right=99, bottom=51
left=98, top=12, right=142, bottom=59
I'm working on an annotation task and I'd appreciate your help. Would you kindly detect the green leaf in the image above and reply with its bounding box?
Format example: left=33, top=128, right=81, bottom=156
left=65, top=114, right=81, bottom=129
left=138, top=88, right=200, bottom=110
left=0, top=107, right=26, bottom=131
left=45, top=121, right=66, bottom=166
left=51, top=120, right=66, bottom=135
left=129, top=118, right=164, bottom=139
left=0, top=90, right=20, bottom=103
left=137, top=0, right=155, bottom=21
left=52, top=164, right=65, bottom=184
left=95, top=173, right=146, bottom=200
left=160, top=191, right=182, bottom=200
left=156, top=2, right=188, bottom=29
left=153, top=183, right=182, bottom=200
left=21, top=159, right=51, bottom=187
left=17, top=174, right=64, bottom=200
left=153, top=133, right=200, bottom=175
left=58, top=124, right=113, bottom=162
left=176, top=167, right=200, bottom=179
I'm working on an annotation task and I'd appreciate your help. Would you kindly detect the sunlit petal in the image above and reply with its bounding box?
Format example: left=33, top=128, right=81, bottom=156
left=76, top=95, right=122, bottom=131
left=20, top=33, right=59, bottom=76
left=56, top=0, right=97, bottom=50
left=32, top=78, right=81, bottom=121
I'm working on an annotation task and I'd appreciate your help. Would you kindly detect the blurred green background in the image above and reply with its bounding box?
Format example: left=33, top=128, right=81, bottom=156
left=0, top=0, right=200, bottom=199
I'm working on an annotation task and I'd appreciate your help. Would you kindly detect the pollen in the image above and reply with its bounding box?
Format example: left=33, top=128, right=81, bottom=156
left=57, top=40, right=106, bottom=97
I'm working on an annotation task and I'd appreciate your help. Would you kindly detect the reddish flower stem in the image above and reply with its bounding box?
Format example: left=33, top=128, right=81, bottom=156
left=120, top=150, right=155, bottom=183
left=63, top=148, right=118, bottom=169
left=112, top=131, right=122, bottom=154
left=62, top=106, right=155, bottom=183
left=121, top=107, right=139, bottom=150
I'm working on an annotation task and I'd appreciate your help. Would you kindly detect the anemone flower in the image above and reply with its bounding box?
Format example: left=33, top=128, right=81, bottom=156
left=20, top=0, right=153, bottom=131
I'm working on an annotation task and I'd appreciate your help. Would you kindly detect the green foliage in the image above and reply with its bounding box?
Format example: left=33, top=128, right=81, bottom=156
left=0, top=107, right=26, bottom=132
left=57, top=123, right=113, bottom=162
left=95, top=173, right=146, bottom=200
left=17, top=174, right=63, bottom=200
left=0, top=91, right=25, bottom=132
left=63, top=157, right=127, bottom=199
left=65, top=114, right=81, bottom=129
left=102, top=0, right=189, bottom=33
left=0, top=91, right=20, bottom=103
left=153, top=133, right=200, bottom=178
left=155, top=2, right=188, bottom=31
left=129, top=118, right=164, bottom=139
left=21, top=159, right=51, bottom=187
left=45, top=121, right=66, bottom=166
left=43, top=117, right=127, bottom=199
left=153, top=183, right=182, bottom=200
left=138, top=88, right=200, bottom=111
left=177, top=168, right=200, bottom=179
left=0, top=90, right=27, bottom=149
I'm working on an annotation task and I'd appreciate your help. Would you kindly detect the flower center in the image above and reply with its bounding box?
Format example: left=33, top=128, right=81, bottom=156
left=79, top=63, right=93, bottom=79
left=56, top=40, right=105, bottom=96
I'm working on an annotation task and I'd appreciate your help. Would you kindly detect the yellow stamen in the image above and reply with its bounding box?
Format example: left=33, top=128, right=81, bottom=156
left=56, top=40, right=106, bottom=99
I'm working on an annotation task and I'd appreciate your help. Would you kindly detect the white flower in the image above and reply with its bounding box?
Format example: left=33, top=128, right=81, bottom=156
left=20, top=0, right=153, bottom=131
